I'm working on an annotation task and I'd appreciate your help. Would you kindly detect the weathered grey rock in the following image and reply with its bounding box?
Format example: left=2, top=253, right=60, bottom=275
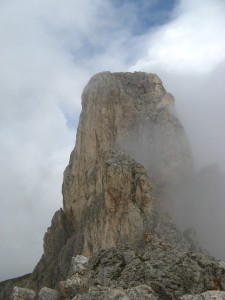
left=11, top=286, right=36, bottom=300
left=73, top=284, right=157, bottom=300
left=55, top=213, right=225, bottom=300
left=72, top=215, right=225, bottom=300
left=73, top=286, right=129, bottom=300
left=0, top=274, right=31, bottom=300
left=127, top=285, right=158, bottom=299
left=179, top=290, right=225, bottom=300
left=37, top=287, right=59, bottom=300
left=30, top=209, right=74, bottom=290
left=68, top=255, right=89, bottom=277
left=59, top=274, right=88, bottom=299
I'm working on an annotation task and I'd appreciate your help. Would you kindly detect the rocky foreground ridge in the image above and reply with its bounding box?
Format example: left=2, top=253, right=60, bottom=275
left=1, top=72, right=225, bottom=300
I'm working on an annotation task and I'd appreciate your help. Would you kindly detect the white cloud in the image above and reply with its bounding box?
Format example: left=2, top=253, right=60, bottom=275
left=130, top=0, right=225, bottom=171
left=0, top=0, right=139, bottom=281
left=0, top=0, right=112, bottom=280
left=132, top=0, right=225, bottom=74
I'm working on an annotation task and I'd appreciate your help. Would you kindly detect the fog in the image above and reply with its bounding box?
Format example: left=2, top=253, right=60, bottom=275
left=120, top=95, right=225, bottom=260
left=129, top=0, right=225, bottom=259
left=159, top=65, right=225, bottom=259
left=123, top=67, right=225, bottom=259
left=114, top=64, right=225, bottom=260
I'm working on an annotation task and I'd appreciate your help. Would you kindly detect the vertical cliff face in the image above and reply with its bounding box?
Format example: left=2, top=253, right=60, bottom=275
left=62, top=71, right=194, bottom=256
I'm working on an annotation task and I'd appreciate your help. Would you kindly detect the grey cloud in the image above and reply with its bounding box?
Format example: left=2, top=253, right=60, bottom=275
left=130, top=0, right=225, bottom=260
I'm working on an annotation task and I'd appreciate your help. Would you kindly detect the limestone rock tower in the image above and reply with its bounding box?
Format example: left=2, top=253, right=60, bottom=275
left=31, top=71, right=194, bottom=289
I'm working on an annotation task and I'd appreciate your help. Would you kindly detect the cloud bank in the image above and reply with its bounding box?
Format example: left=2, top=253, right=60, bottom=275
left=0, top=0, right=224, bottom=280
left=131, top=0, right=225, bottom=171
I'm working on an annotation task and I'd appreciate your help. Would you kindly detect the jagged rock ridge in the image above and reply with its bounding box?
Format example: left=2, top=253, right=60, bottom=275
left=1, top=72, right=225, bottom=300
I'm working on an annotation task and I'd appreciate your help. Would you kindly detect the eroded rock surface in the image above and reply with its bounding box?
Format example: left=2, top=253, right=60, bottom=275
left=73, top=285, right=157, bottom=300
left=179, top=291, right=225, bottom=300
left=63, top=72, right=194, bottom=222
left=57, top=216, right=225, bottom=299
left=0, top=274, right=31, bottom=300
left=11, top=286, right=36, bottom=300
left=73, top=217, right=225, bottom=299
left=38, top=287, right=59, bottom=300
left=30, top=209, right=74, bottom=290
left=61, top=71, right=194, bottom=258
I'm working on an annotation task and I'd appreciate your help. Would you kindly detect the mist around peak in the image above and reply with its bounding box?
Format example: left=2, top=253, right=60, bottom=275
left=120, top=94, right=225, bottom=261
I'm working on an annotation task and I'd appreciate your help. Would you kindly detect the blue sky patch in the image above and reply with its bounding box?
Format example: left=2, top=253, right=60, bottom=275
left=112, top=0, right=178, bottom=34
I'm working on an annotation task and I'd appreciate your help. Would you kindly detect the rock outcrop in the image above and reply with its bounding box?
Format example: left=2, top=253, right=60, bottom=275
left=29, top=71, right=195, bottom=291
left=28, top=72, right=193, bottom=287
left=179, top=291, right=225, bottom=300
left=26, top=215, right=225, bottom=299
left=10, top=286, right=59, bottom=300
left=0, top=274, right=31, bottom=300
left=1, top=72, right=224, bottom=299
left=56, top=215, right=225, bottom=299
left=63, top=71, right=193, bottom=250
left=63, top=72, right=194, bottom=215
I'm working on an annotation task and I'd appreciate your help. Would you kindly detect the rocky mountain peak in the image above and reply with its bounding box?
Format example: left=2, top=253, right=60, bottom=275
left=64, top=72, right=192, bottom=205
left=61, top=71, right=194, bottom=256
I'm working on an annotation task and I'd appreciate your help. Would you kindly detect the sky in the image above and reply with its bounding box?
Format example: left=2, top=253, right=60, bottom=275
left=0, top=0, right=225, bottom=281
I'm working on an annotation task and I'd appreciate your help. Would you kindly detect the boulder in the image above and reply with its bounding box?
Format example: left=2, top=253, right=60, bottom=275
left=37, top=287, right=59, bottom=300
left=11, top=287, right=36, bottom=300
left=179, top=290, right=225, bottom=300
